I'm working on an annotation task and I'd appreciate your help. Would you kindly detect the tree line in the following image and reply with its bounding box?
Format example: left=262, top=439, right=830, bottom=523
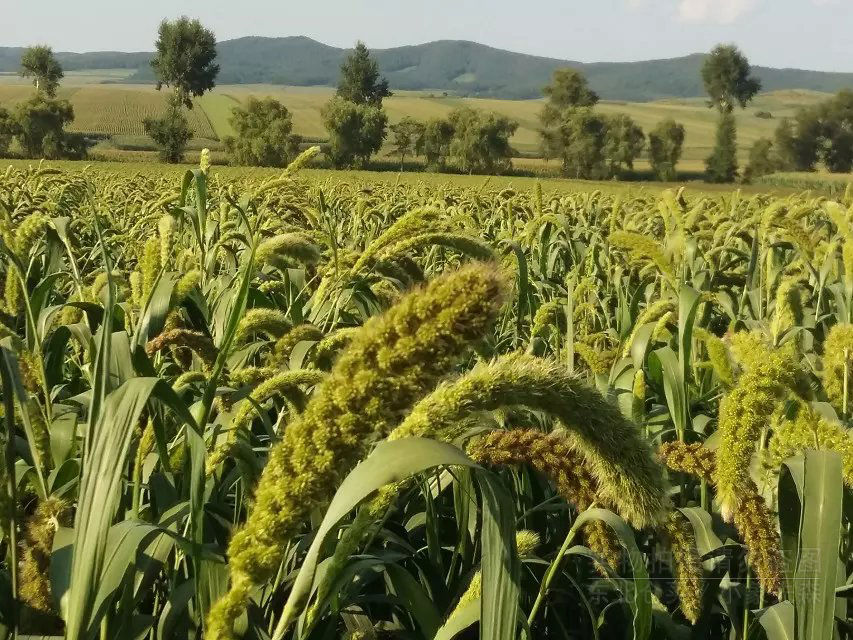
left=5, top=20, right=852, bottom=183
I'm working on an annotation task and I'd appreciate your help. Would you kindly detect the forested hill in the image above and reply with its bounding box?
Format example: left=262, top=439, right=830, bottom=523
left=1, top=36, right=852, bottom=101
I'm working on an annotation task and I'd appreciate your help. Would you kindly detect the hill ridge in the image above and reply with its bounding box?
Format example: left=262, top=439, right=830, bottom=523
left=1, top=37, right=851, bottom=101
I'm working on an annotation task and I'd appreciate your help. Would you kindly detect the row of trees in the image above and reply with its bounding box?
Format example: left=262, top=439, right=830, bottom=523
left=0, top=46, right=86, bottom=160
left=537, top=69, right=686, bottom=181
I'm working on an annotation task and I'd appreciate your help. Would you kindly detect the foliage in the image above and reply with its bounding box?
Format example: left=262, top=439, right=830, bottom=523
left=540, top=68, right=599, bottom=127
left=706, top=110, right=738, bottom=183
left=0, top=107, right=18, bottom=157
left=321, top=96, right=387, bottom=168
left=150, top=16, right=220, bottom=109
left=648, top=118, right=685, bottom=181
left=12, top=95, right=78, bottom=159
left=19, top=46, right=63, bottom=98
left=447, top=106, right=518, bottom=174
left=0, top=159, right=850, bottom=640
left=224, top=96, right=302, bottom=167
left=416, top=117, right=455, bottom=170
left=743, top=137, right=777, bottom=181
left=336, top=41, right=391, bottom=107
left=603, top=113, right=645, bottom=176
left=701, top=44, right=761, bottom=113
left=773, top=90, right=853, bottom=173
left=143, top=98, right=191, bottom=163
left=388, top=116, right=424, bottom=168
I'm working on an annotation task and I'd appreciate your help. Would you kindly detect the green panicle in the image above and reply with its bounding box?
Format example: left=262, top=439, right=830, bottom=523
left=172, top=269, right=201, bottom=306
left=140, top=237, right=162, bottom=302
left=632, top=369, right=646, bottom=424
left=4, top=271, right=21, bottom=315
left=207, top=263, right=505, bottom=640
left=398, top=354, right=668, bottom=528
left=256, top=233, right=322, bottom=269
left=270, top=324, right=325, bottom=367
left=378, top=232, right=495, bottom=263
left=530, top=299, right=565, bottom=344
left=694, top=328, right=735, bottom=388
left=14, top=213, right=50, bottom=258
left=765, top=404, right=853, bottom=486
left=622, top=300, right=677, bottom=357
left=822, top=323, right=853, bottom=414
left=19, top=497, right=70, bottom=617
left=609, top=230, right=675, bottom=283
left=206, top=369, right=326, bottom=474
left=233, top=308, right=292, bottom=345
left=313, top=327, right=360, bottom=368
left=664, top=511, right=703, bottom=624
left=574, top=342, right=617, bottom=376
left=145, top=329, right=218, bottom=369
left=770, top=277, right=802, bottom=344
left=351, top=207, right=445, bottom=273
left=229, top=366, right=280, bottom=388
left=158, top=214, right=176, bottom=269
left=714, top=332, right=794, bottom=521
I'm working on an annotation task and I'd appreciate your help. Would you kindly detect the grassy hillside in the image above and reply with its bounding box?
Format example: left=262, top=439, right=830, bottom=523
left=0, top=76, right=834, bottom=171
left=1, top=37, right=852, bottom=100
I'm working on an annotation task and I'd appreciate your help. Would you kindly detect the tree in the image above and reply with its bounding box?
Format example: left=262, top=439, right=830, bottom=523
left=603, top=114, right=644, bottom=176
left=13, top=95, right=75, bottom=158
left=19, top=46, right=63, bottom=97
left=648, top=119, right=685, bottom=181
left=540, top=68, right=598, bottom=127
left=389, top=117, right=424, bottom=168
left=702, top=44, right=760, bottom=182
left=818, top=90, right=853, bottom=173
left=705, top=111, right=738, bottom=183
left=447, top=107, right=518, bottom=174
left=150, top=17, right=219, bottom=109
left=743, top=138, right=777, bottom=181
left=416, top=118, right=455, bottom=170
left=321, top=97, right=387, bottom=168
left=337, top=42, right=391, bottom=107
left=701, top=44, right=761, bottom=113
left=146, top=17, right=219, bottom=163
left=774, top=113, right=820, bottom=171
left=551, top=109, right=609, bottom=179
left=224, top=97, right=302, bottom=167
left=144, top=100, right=191, bottom=163
left=0, top=107, right=19, bottom=157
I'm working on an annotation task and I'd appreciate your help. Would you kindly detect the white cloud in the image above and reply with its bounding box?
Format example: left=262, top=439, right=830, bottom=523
left=677, top=0, right=757, bottom=23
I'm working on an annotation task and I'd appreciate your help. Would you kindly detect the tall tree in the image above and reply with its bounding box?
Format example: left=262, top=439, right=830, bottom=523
left=337, top=42, right=391, bottom=107
left=145, top=17, right=218, bottom=163
left=603, top=114, right=645, bottom=176
left=150, top=17, right=219, bottom=109
left=448, top=107, right=517, bottom=175
left=19, top=46, right=63, bottom=97
left=702, top=44, right=760, bottom=182
left=540, top=68, right=599, bottom=126
left=416, top=118, right=455, bottom=170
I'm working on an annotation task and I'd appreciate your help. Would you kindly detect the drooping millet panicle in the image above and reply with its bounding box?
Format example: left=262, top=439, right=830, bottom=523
left=158, top=214, right=176, bottom=269
left=529, top=299, right=565, bottom=344
left=232, top=308, right=292, bottom=345
left=663, top=511, right=703, bottom=624
left=714, top=332, right=794, bottom=521
left=622, top=300, right=677, bottom=358
left=609, top=230, right=675, bottom=283
left=255, top=233, right=322, bottom=269
left=764, top=404, right=853, bottom=486
left=139, top=237, right=162, bottom=302
left=467, top=428, right=623, bottom=569
left=574, top=342, right=617, bottom=375
left=658, top=441, right=715, bottom=483
left=206, top=369, right=326, bottom=474
left=395, top=353, right=668, bottom=528
left=312, top=327, right=360, bottom=369
left=822, top=324, right=853, bottom=414
left=145, top=329, right=218, bottom=369
left=206, top=264, right=505, bottom=640
left=770, top=277, right=802, bottom=344
left=172, top=269, right=201, bottom=307
left=378, top=232, right=495, bottom=264
left=732, top=481, right=784, bottom=596
left=269, top=324, right=325, bottom=367
left=658, top=442, right=784, bottom=596
left=19, top=497, right=70, bottom=616
left=632, top=369, right=646, bottom=424
left=351, top=207, right=445, bottom=273
left=13, top=213, right=51, bottom=258
left=228, top=366, right=280, bottom=387
left=693, top=328, right=734, bottom=388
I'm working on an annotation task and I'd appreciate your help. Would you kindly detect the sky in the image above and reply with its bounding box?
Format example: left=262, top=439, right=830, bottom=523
left=2, top=0, right=852, bottom=72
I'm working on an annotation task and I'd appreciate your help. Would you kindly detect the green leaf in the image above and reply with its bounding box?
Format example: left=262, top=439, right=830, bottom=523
left=757, top=601, right=794, bottom=640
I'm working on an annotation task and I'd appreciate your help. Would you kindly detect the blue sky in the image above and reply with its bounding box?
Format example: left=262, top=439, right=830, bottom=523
left=3, top=0, right=851, bottom=71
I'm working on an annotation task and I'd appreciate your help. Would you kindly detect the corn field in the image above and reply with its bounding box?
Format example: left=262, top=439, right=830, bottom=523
left=0, top=150, right=851, bottom=640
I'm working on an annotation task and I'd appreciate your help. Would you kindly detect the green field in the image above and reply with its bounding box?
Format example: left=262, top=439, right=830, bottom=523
left=0, top=72, right=835, bottom=171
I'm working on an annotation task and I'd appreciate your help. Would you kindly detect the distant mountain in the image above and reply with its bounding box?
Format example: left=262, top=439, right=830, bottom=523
left=1, top=36, right=851, bottom=101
